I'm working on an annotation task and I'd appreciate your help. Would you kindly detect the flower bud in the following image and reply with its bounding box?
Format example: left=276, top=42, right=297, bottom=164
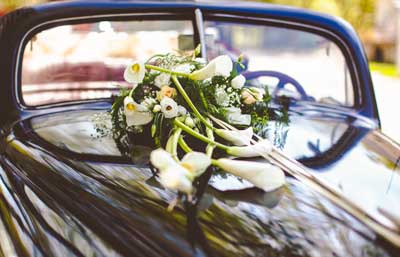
left=214, top=158, right=285, bottom=192
left=215, top=127, right=253, bottom=146
left=227, top=139, right=272, bottom=158
left=184, top=116, right=195, bottom=128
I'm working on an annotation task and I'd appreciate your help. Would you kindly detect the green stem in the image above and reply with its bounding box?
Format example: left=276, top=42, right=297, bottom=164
left=205, top=119, right=215, bottom=157
left=174, top=119, right=229, bottom=151
left=145, top=64, right=190, bottom=78
left=169, top=128, right=182, bottom=161
left=171, top=76, right=213, bottom=129
left=211, top=159, right=219, bottom=166
left=199, top=89, right=209, bottom=111
left=178, top=136, right=192, bottom=153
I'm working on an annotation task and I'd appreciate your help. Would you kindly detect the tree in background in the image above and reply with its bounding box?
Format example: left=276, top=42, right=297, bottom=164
left=0, top=0, right=44, bottom=12
left=259, top=0, right=376, bottom=34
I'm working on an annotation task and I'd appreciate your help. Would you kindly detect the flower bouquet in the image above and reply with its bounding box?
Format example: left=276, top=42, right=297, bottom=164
left=111, top=46, right=288, bottom=199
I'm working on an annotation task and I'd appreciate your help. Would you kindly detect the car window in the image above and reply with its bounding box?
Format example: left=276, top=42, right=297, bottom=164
left=204, top=21, right=354, bottom=106
left=21, top=20, right=194, bottom=106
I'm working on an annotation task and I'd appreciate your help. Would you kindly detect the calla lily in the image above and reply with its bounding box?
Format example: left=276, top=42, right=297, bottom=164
left=231, top=74, right=246, bottom=89
left=214, top=158, right=285, bottom=192
left=124, top=61, right=145, bottom=84
left=150, top=149, right=211, bottom=193
left=189, top=55, right=233, bottom=80
left=215, top=127, right=253, bottom=146
left=160, top=97, right=179, bottom=118
left=181, top=152, right=212, bottom=176
left=227, top=139, right=272, bottom=157
left=124, top=96, right=153, bottom=126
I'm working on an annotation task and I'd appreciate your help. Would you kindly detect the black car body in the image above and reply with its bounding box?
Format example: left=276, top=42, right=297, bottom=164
left=0, top=1, right=399, bottom=256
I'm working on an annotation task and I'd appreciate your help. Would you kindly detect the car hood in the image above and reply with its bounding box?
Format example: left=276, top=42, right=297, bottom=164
left=0, top=106, right=398, bottom=256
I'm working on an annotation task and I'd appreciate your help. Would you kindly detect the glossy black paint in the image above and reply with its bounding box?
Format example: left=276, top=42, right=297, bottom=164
left=0, top=105, right=398, bottom=256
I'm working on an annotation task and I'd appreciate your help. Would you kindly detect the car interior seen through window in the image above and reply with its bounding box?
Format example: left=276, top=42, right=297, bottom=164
left=22, top=20, right=194, bottom=106
left=22, top=19, right=354, bottom=107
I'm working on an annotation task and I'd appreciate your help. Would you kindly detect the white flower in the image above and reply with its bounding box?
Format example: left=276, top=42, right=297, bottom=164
left=154, top=72, right=171, bottom=88
left=184, top=116, right=195, bottom=127
left=180, top=152, right=212, bottom=176
left=215, top=88, right=230, bottom=107
left=150, top=148, right=177, bottom=170
left=124, top=96, right=153, bottom=126
left=224, top=107, right=251, bottom=126
left=231, top=75, right=246, bottom=89
left=214, top=158, right=285, bottom=192
left=150, top=149, right=211, bottom=193
left=215, top=127, right=253, bottom=146
left=178, top=105, right=187, bottom=116
left=160, top=97, right=179, bottom=118
left=124, top=61, right=145, bottom=84
left=153, top=104, right=161, bottom=113
left=189, top=55, right=233, bottom=80
left=227, top=139, right=272, bottom=158
left=159, top=167, right=193, bottom=193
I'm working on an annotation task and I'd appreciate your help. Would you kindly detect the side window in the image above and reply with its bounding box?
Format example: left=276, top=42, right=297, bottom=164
left=22, top=20, right=194, bottom=106
left=204, top=21, right=354, bottom=106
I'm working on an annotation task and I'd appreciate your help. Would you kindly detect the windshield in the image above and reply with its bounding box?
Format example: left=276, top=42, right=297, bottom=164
left=204, top=21, right=354, bottom=106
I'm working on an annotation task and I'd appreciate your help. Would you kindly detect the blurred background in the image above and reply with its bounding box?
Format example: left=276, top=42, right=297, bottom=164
left=1, top=0, right=399, bottom=142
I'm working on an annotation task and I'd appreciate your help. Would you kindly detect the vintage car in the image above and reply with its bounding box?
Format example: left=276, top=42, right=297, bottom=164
left=0, top=1, right=399, bottom=256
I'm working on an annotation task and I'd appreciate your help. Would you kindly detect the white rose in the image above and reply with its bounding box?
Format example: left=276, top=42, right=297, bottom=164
left=231, top=74, right=246, bottom=89
left=154, top=72, right=171, bottom=88
left=160, top=97, right=179, bottom=118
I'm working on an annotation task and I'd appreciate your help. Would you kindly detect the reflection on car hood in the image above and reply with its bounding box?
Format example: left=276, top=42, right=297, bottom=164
left=0, top=108, right=398, bottom=256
